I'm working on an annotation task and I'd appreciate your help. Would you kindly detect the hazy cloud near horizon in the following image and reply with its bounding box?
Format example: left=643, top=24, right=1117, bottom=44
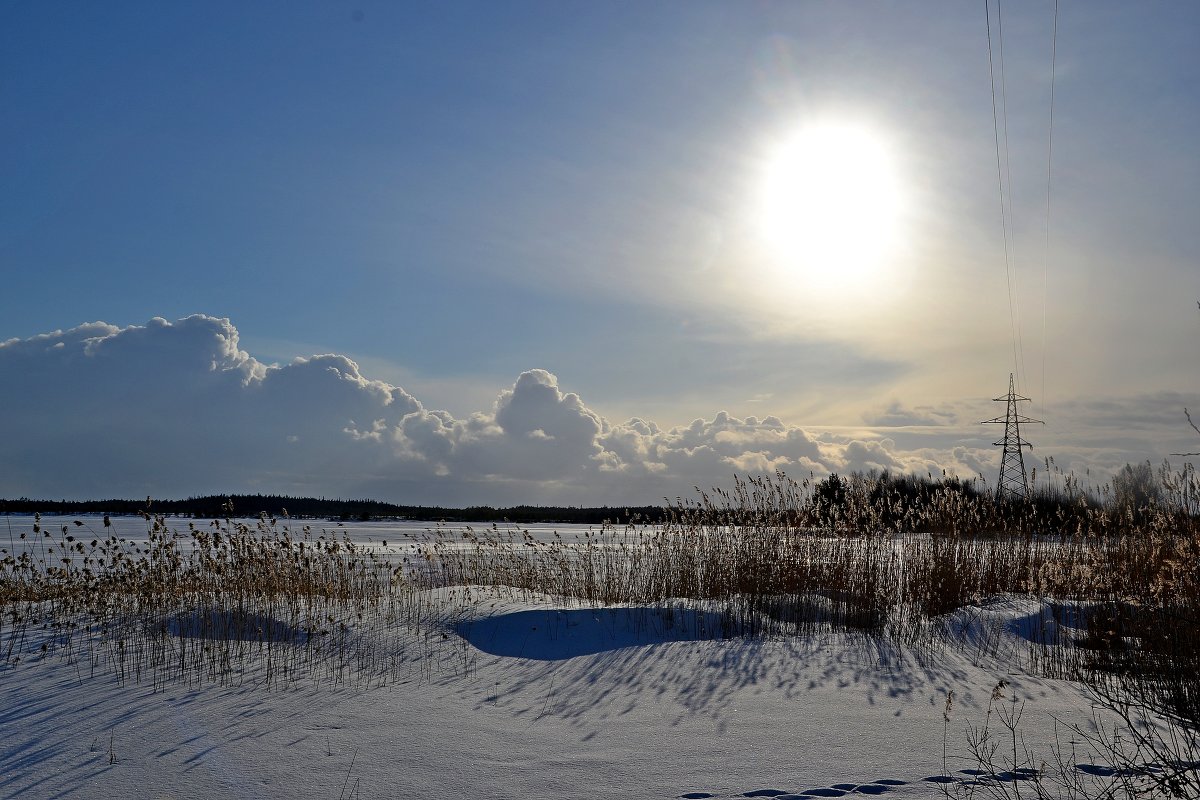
left=1, top=315, right=1193, bottom=506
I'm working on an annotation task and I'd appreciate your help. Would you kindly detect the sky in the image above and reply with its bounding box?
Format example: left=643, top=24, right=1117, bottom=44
left=2, top=1, right=1198, bottom=506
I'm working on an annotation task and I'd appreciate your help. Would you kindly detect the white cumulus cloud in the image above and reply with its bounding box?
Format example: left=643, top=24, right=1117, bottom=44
left=4, top=314, right=1187, bottom=505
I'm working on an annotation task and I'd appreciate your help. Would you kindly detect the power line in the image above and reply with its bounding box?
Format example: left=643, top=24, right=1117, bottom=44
left=1041, top=0, right=1059, bottom=424
left=996, top=0, right=1027, bottom=392
left=985, top=0, right=1023, bottom=390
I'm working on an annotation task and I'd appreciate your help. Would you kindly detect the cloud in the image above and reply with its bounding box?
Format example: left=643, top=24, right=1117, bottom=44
left=1, top=316, right=419, bottom=498
left=862, top=400, right=958, bottom=427
left=1, top=315, right=1194, bottom=506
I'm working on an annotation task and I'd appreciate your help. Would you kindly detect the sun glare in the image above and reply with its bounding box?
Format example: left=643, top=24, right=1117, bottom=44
left=758, top=122, right=902, bottom=296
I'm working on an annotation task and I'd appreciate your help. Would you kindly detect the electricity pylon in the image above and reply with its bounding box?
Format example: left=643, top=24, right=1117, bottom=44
left=982, top=373, right=1044, bottom=503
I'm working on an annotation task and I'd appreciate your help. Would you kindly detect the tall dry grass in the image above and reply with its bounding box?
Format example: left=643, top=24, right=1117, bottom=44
left=0, top=509, right=461, bottom=689
left=3, top=466, right=1196, bottom=708
left=420, top=469, right=1199, bottom=720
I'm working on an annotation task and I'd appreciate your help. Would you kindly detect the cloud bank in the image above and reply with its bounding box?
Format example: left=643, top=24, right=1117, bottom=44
left=1, top=316, right=1192, bottom=505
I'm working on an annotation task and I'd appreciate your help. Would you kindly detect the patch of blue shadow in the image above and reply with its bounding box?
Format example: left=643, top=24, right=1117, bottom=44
left=457, top=607, right=730, bottom=660
left=165, top=609, right=306, bottom=642
left=854, top=785, right=888, bottom=794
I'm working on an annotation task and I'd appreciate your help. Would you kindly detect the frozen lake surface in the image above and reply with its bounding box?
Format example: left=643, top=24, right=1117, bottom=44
left=1, top=513, right=612, bottom=558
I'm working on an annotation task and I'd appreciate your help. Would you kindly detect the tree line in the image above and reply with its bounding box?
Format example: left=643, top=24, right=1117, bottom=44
left=0, top=493, right=668, bottom=524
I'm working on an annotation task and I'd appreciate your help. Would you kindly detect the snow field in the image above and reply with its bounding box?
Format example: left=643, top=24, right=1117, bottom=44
left=2, top=586, right=1111, bottom=800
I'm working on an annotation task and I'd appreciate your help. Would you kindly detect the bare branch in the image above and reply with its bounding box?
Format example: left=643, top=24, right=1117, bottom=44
left=1169, top=408, right=1200, bottom=457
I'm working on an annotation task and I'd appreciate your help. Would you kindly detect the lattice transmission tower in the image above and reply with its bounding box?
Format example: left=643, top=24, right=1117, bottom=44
left=982, top=373, right=1044, bottom=503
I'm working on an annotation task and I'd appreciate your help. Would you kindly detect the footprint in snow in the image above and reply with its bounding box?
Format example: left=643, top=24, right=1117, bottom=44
left=682, top=776, right=911, bottom=799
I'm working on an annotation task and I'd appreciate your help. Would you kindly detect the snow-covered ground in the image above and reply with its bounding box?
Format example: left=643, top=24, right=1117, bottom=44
left=1, top=574, right=1118, bottom=800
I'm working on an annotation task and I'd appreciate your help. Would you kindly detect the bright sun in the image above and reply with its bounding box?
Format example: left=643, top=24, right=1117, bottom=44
left=758, top=121, right=902, bottom=294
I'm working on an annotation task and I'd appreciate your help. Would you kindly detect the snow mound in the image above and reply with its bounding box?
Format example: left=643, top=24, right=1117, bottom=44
left=935, top=596, right=1091, bottom=656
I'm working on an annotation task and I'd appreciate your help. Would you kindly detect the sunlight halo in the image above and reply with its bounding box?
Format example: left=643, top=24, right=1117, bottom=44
left=756, top=121, right=903, bottom=297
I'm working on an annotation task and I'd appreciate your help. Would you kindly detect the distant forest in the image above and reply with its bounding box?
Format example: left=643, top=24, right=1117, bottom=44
left=0, top=494, right=668, bottom=524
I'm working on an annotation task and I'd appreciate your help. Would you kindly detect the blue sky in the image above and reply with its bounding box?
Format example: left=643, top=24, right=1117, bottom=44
left=2, top=2, right=1198, bottom=504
